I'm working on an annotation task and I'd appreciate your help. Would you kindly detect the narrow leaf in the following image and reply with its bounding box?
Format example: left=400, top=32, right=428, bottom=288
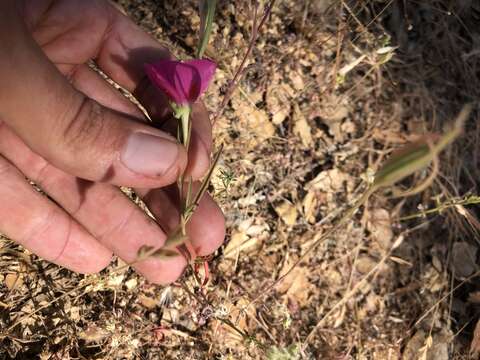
left=373, top=104, right=472, bottom=189
left=197, top=0, right=217, bottom=58
left=151, top=248, right=180, bottom=260
left=373, top=137, right=435, bottom=188
left=164, top=227, right=189, bottom=248
left=185, top=144, right=223, bottom=222
left=137, top=245, right=154, bottom=259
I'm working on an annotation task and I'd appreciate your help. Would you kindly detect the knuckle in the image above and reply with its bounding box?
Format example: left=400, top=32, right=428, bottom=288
left=21, top=207, right=66, bottom=260
left=81, top=252, right=112, bottom=274
left=33, top=160, right=53, bottom=187
left=0, top=157, right=14, bottom=177
left=97, top=203, right=136, bottom=245
left=57, top=97, right=109, bottom=156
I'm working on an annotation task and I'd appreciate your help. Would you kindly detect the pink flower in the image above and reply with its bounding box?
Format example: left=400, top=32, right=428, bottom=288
left=144, top=59, right=216, bottom=105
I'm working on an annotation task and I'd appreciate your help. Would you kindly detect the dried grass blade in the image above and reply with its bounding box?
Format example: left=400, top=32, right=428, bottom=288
left=185, top=144, right=223, bottom=222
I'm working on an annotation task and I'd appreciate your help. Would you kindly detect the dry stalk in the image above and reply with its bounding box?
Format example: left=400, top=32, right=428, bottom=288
left=212, top=0, right=276, bottom=124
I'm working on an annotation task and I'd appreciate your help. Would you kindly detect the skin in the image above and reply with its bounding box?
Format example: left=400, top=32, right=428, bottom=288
left=0, top=0, right=225, bottom=284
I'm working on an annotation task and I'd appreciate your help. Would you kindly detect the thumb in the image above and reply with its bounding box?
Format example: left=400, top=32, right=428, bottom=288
left=0, top=4, right=186, bottom=188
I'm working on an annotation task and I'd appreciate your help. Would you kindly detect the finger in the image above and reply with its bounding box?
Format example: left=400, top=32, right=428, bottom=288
left=158, top=102, right=213, bottom=179
left=141, top=184, right=226, bottom=257
left=0, top=155, right=112, bottom=273
left=23, top=0, right=169, bottom=93
left=64, top=63, right=212, bottom=180
left=61, top=63, right=143, bottom=119
left=0, top=123, right=187, bottom=284
left=23, top=1, right=213, bottom=179
left=187, top=102, right=213, bottom=178
left=93, top=5, right=216, bottom=178
left=0, top=8, right=186, bottom=188
left=96, top=4, right=217, bottom=159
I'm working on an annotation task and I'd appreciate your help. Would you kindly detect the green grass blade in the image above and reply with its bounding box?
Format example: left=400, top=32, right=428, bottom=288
left=197, top=0, right=217, bottom=58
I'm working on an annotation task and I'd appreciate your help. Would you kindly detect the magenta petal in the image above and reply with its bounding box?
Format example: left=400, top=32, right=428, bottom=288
left=144, top=59, right=216, bottom=105
left=145, top=61, right=188, bottom=104
left=183, top=59, right=216, bottom=98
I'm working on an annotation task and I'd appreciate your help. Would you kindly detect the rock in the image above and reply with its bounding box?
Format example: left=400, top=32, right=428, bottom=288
left=451, top=241, right=478, bottom=279
left=402, top=330, right=450, bottom=360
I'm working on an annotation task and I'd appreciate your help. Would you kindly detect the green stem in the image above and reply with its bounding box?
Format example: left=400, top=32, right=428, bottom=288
left=177, top=107, right=192, bottom=236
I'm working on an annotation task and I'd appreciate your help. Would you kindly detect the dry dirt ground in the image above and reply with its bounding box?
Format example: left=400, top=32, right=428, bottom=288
left=2, top=0, right=480, bottom=359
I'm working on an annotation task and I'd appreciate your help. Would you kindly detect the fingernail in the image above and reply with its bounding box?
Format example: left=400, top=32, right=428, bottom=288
left=121, top=132, right=180, bottom=176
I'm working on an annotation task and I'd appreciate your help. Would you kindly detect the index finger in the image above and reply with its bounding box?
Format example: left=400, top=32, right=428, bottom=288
left=96, top=3, right=216, bottom=174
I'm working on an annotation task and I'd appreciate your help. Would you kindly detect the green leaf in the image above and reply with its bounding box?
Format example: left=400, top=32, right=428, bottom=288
left=373, top=104, right=472, bottom=189
left=197, top=0, right=217, bottom=58
left=136, top=245, right=154, bottom=259
left=373, top=137, right=434, bottom=188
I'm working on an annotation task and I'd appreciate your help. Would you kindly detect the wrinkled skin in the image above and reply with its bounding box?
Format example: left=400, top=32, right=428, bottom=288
left=0, top=0, right=225, bottom=284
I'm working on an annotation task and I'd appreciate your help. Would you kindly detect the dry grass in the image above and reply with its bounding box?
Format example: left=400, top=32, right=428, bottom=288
left=1, top=0, right=480, bottom=359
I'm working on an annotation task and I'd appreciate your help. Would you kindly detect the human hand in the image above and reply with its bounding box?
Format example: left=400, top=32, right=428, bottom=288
left=0, top=0, right=225, bottom=284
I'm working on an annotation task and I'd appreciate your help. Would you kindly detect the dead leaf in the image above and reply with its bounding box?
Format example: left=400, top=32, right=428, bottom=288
left=306, top=168, right=352, bottom=193
left=79, top=324, right=110, bottom=343
left=238, top=193, right=266, bottom=207
left=324, top=104, right=349, bottom=122
left=272, top=107, right=290, bottom=125
left=312, top=98, right=350, bottom=141
left=138, top=295, right=158, bottom=309
left=69, top=306, right=80, bottom=322
left=402, top=330, right=450, bottom=360
left=275, top=201, right=298, bottom=226
left=367, top=208, right=394, bottom=249
left=235, top=102, right=275, bottom=140
left=125, top=278, right=138, bottom=291
left=211, top=298, right=253, bottom=349
left=266, top=78, right=291, bottom=125
left=303, top=190, right=318, bottom=224
left=107, top=274, right=125, bottom=288
left=289, top=71, right=305, bottom=91
left=402, top=330, right=427, bottom=360
left=333, top=306, right=347, bottom=328
left=224, top=229, right=261, bottom=259
left=323, top=267, right=344, bottom=287
left=277, top=263, right=313, bottom=307
left=470, top=318, right=480, bottom=357
left=5, top=273, right=22, bottom=291
left=293, top=104, right=313, bottom=147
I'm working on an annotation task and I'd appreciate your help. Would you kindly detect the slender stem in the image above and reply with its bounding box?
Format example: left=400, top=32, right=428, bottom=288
left=212, top=0, right=276, bottom=124
left=174, top=105, right=192, bottom=236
